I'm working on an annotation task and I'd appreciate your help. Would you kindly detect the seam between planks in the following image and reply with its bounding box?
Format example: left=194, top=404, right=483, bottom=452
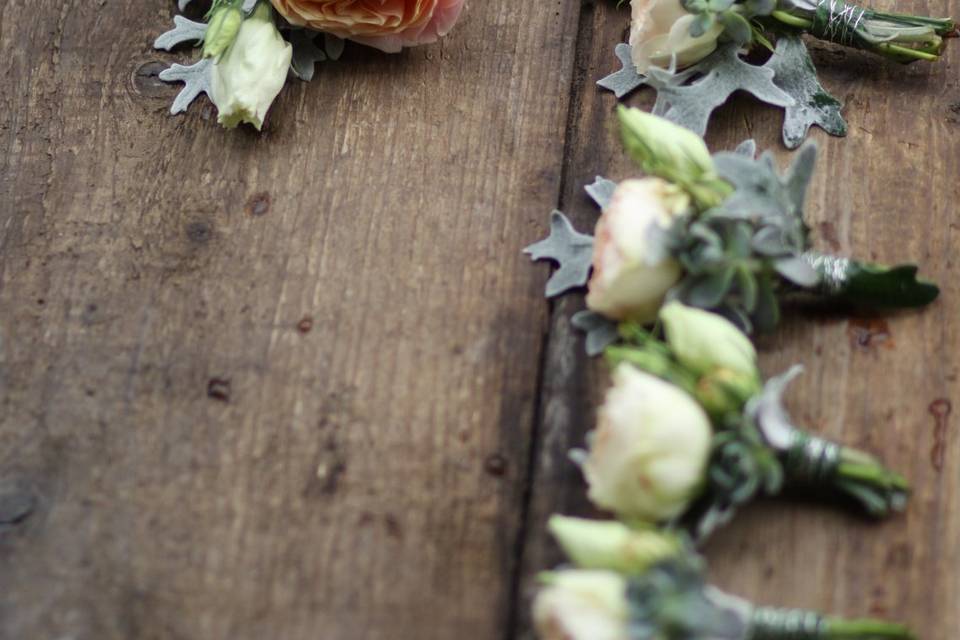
left=503, top=2, right=598, bottom=638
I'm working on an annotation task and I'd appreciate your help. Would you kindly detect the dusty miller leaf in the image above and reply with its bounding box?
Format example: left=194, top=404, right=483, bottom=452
left=734, top=139, right=756, bottom=157
left=597, top=43, right=646, bottom=98
left=288, top=29, right=327, bottom=81
left=647, top=43, right=794, bottom=137
left=599, top=38, right=843, bottom=148
left=524, top=211, right=595, bottom=298
left=585, top=177, right=618, bottom=210
left=154, top=15, right=207, bottom=51
left=158, top=58, right=214, bottom=115
left=571, top=311, right=619, bottom=356
left=324, top=34, right=345, bottom=61
left=712, top=142, right=817, bottom=220
left=746, top=365, right=804, bottom=450
left=767, top=34, right=846, bottom=149
left=286, top=30, right=345, bottom=81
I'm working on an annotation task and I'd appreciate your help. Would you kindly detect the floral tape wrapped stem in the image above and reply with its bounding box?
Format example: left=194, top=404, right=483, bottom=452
left=783, top=432, right=909, bottom=517
left=749, top=608, right=914, bottom=639
left=769, top=0, right=955, bottom=62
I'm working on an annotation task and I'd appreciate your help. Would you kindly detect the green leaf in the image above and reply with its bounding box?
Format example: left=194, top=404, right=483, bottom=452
left=774, top=255, right=820, bottom=287
left=718, top=11, right=753, bottom=45
left=753, top=274, right=780, bottom=333
left=744, top=0, right=777, bottom=17
left=724, top=222, right=753, bottom=258
left=707, top=0, right=736, bottom=11
left=736, top=267, right=759, bottom=313
left=686, top=267, right=737, bottom=307
left=752, top=226, right=787, bottom=256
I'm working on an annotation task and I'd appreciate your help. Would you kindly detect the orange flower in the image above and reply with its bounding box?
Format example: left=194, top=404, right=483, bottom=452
left=270, top=0, right=465, bottom=53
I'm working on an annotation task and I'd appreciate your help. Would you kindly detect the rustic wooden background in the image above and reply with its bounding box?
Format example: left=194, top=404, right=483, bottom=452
left=1, top=0, right=958, bottom=638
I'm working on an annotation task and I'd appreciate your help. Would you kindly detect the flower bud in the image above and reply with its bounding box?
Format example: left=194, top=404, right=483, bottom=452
left=630, top=0, right=724, bottom=73
left=209, top=3, right=293, bottom=130
left=203, top=5, right=244, bottom=59
left=548, top=516, right=680, bottom=574
left=581, top=364, right=712, bottom=522
left=660, top=302, right=761, bottom=415
left=586, top=178, right=689, bottom=323
left=618, top=107, right=714, bottom=180
left=660, top=302, right=759, bottom=379
left=533, top=570, right=629, bottom=640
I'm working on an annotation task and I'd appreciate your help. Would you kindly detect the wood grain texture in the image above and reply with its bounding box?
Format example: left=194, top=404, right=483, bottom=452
left=514, top=1, right=960, bottom=638
left=0, top=1, right=583, bottom=638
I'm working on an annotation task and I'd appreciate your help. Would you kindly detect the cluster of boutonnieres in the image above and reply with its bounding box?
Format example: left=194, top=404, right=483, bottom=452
left=153, top=0, right=465, bottom=130
left=599, top=0, right=956, bottom=147
left=525, top=109, right=936, bottom=638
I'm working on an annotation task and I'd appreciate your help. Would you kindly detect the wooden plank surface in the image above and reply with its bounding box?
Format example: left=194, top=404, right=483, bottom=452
left=514, top=2, right=960, bottom=639
left=0, top=1, right=583, bottom=638
left=2, top=0, right=959, bottom=638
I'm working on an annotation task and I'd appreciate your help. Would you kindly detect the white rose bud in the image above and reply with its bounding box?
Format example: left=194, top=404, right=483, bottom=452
left=630, top=0, right=724, bottom=74
left=210, top=3, right=293, bottom=130
left=581, top=364, right=711, bottom=522
left=660, top=302, right=761, bottom=416
left=660, top=302, right=758, bottom=379
left=533, top=570, right=630, bottom=640
left=548, top=515, right=680, bottom=574
left=586, top=178, right=689, bottom=324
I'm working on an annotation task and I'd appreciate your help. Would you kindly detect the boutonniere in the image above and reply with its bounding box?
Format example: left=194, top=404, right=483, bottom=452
left=598, top=0, right=955, bottom=147
left=527, top=108, right=937, bottom=352
left=534, top=517, right=914, bottom=640
left=578, top=301, right=907, bottom=539
left=153, top=0, right=465, bottom=130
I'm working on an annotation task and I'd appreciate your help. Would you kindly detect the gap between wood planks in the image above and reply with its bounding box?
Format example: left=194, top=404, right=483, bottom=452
left=504, top=1, right=604, bottom=637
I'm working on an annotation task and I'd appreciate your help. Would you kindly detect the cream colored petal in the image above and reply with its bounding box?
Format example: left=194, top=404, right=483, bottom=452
left=665, top=14, right=723, bottom=67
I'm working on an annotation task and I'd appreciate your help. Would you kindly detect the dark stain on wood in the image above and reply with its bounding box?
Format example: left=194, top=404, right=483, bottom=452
left=929, top=398, right=951, bottom=472
left=245, top=192, right=271, bottom=217
left=0, top=488, right=35, bottom=530
left=206, top=378, right=231, bottom=403
left=847, top=317, right=894, bottom=350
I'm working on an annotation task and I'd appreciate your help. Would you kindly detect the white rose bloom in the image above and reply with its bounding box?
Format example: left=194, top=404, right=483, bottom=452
left=210, top=6, right=293, bottom=130
left=582, top=364, right=711, bottom=521
left=586, top=178, right=689, bottom=323
left=660, top=301, right=758, bottom=378
left=630, top=0, right=724, bottom=74
left=533, top=570, right=630, bottom=640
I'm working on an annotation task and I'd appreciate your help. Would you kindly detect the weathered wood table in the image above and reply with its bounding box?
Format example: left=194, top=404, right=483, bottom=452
left=2, top=1, right=958, bottom=638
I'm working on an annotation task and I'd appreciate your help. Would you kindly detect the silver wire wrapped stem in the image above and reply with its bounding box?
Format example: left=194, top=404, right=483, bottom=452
left=784, top=431, right=842, bottom=486
left=750, top=607, right=826, bottom=640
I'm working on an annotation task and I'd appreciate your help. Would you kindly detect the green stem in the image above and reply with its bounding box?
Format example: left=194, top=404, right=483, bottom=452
left=825, top=618, right=915, bottom=639
left=867, top=11, right=956, bottom=35
left=837, top=462, right=908, bottom=491
left=872, top=42, right=940, bottom=61
left=770, top=10, right=813, bottom=29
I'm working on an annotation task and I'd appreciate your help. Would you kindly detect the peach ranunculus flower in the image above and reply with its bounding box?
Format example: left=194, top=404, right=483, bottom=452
left=270, top=0, right=466, bottom=53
